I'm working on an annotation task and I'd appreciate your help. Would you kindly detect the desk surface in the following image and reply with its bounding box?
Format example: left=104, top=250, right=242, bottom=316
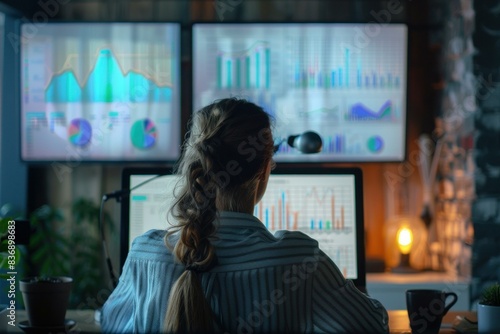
left=367, top=272, right=471, bottom=285
left=389, top=310, right=476, bottom=334
left=5, top=309, right=477, bottom=333
left=5, top=309, right=98, bottom=333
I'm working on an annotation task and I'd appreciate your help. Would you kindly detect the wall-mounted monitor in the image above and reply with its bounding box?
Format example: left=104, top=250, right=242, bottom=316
left=192, top=23, right=408, bottom=162
left=21, top=22, right=181, bottom=162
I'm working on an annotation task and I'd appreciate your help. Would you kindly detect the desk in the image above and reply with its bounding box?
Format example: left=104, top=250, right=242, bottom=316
left=389, top=310, right=477, bottom=334
left=5, top=309, right=477, bottom=333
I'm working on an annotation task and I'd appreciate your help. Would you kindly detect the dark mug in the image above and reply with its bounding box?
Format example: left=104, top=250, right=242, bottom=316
left=406, top=289, right=458, bottom=334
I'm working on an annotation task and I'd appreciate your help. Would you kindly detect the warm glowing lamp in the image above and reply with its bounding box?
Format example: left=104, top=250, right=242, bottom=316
left=391, top=226, right=419, bottom=273
left=398, top=227, right=413, bottom=255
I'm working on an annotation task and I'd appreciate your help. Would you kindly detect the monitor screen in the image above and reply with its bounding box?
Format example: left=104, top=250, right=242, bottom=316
left=192, top=23, right=408, bottom=162
left=121, top=167, right=365, bottom=288
left=21, top=22, right=181, bottom=162
left=255, top=167, right=365, bottom=282
left=120, top=167, right=177, bottom=268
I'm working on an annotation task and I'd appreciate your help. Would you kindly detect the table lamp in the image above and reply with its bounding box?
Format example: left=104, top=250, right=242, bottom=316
left=392, top=225, right=419, bottom=273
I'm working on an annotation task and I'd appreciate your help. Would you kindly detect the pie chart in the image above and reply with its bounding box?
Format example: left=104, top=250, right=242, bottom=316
left=68, top=118, right=92, bottom=146
left=367, top=135, right=384, bottom=153
left=131, top=118, right=157, bottom=149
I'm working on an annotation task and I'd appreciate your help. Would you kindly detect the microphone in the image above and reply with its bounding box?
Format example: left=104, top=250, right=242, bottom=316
left=102, top=173, right=165, bottom=202
left=100, top=172, right=168, bottom=288
left=274, top=131, right=323, bottom=154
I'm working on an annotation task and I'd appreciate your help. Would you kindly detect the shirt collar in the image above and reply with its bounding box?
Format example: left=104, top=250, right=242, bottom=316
left=215, top=211, right=269, bottom=232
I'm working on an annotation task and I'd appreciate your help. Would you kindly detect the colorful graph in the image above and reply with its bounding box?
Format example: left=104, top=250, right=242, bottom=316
left=130, top=119, right=157, bottom=149
left=345, top=100, right=392, bottom=121
left=255, top=186, right=352, bottom=233
left=367, top=136, right=384, bottom=153
left=294, top=48, right=401, bottom=89
left=216, top=42, right=270, bottom=90
left=193, top=24, right=407, bottom=162
left=21, top=23, right=182, bottom=162
left=254, top=174, right=358, bottom=278
left=68, top=118, right=92, bottom=146
left=323, top=134, right=346, bottom=154
left=304, top=186, right=352, bottom=233
left=45, top=48, right=173, bottom=103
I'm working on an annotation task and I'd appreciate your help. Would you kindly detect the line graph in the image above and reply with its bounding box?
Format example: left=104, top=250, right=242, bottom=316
left=46, top=46, right=174, bottom=88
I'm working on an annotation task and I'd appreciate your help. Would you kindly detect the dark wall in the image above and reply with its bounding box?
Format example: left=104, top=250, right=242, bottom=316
left=471, top=0, right=500, bottom=304
left=0, top=0, right=52, bottom=17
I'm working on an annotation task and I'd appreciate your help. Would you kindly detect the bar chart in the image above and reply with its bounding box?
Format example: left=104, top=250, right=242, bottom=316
left=216, top=41, right=271, bottom=90
left=255, top=185, right=353, bottom=233
left=292, top=49, right=401, bottom=90
left=254, top=174, right=358, bottom=278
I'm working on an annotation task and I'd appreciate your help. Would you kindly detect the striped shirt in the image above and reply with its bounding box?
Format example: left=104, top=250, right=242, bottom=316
left=101, top=211, right=389, bottom=333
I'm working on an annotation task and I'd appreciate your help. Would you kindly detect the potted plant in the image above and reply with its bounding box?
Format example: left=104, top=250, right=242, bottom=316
left=478, top=282, right=500, bottom=333
left=27, top=199, right=113, bottom=308
left=19, top=276, right=73, bottom=328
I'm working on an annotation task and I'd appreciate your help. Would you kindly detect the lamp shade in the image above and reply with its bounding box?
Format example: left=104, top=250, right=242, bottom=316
left=396, top=226, right=413, bottom=255
left=385, top=215, right=428, bottom=271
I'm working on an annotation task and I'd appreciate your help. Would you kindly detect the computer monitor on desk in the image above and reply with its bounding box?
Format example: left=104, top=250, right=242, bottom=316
left=120, top=167, right=176, bottom=269
left=120, top=166, right=366, bottom=292
left=259, top=166, right=366, bottom=292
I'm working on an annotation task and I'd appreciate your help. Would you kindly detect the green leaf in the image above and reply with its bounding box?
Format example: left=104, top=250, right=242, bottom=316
left=481, top=283, right=500, bottom=306
left=32, top=247, right=48, bottom=263
left=24, top=199, right=114, bottom=308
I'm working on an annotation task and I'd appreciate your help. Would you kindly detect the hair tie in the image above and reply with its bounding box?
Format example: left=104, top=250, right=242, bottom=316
left=185, top=264, right=199, bottom=272
left=185, top=257, right=218, bottom=273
